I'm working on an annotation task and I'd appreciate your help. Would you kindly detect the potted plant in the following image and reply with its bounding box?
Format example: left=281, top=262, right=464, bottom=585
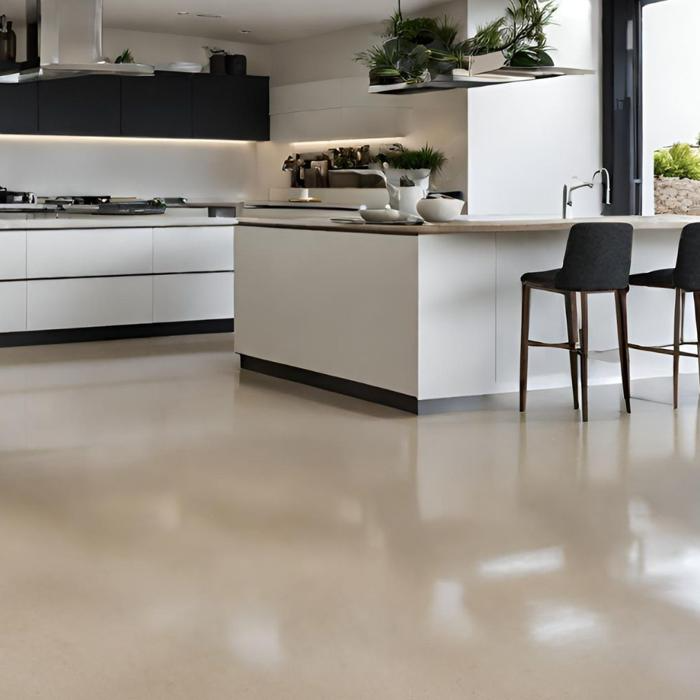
left=375, top=144, right=447, bottom=214
left=355, top=0, right=558, bottom=87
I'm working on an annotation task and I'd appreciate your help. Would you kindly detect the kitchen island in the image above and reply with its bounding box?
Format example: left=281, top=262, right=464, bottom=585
left=235, top=215, right=700, bottom=413
left=0, top=215, right=236, bottom=345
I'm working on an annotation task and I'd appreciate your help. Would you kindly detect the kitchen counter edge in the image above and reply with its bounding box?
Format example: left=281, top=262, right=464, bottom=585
left=0, top=216, right=238, bottom=231
left=237, top=215, right=700, bottom=235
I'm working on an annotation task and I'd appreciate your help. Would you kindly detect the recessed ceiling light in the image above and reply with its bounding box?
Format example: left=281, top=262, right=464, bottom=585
left=176, top=11, right=190, bottom=15
left=240, top=29, right=252, bottom=34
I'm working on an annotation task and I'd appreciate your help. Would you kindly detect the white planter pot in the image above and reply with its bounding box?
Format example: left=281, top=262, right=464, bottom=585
left=386, top=168, right=431, bottom=215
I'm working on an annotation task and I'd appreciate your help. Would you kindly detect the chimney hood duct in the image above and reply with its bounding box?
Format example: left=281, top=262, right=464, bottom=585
left=0, top=0, right=154, bottom=82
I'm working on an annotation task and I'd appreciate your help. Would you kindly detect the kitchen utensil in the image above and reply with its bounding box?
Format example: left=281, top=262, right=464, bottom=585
left=209, top=53, right=227, bottom=74
left=360, top=207, right=401, bottom=223
left=416, top=197, right=465, bottom=222
left=226, top=54, right=247, bottom=76
left=0, top=15, right=17, bottom=63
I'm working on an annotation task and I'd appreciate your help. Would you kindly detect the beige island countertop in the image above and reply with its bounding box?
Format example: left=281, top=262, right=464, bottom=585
left=237, top=214, right=700, bottom=235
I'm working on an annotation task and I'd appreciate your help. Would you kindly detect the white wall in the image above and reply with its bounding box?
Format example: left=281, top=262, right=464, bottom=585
left=264, top=1, right=469, bottom=197
left=1, top=28, right=272, bottom=201
left=103, top=28, right=272, bottom=75
left=467, top=0, right=602, bottom=216
left=0, top=135, right=260, bottom=200
left=642, top=0, right=700, bottom=214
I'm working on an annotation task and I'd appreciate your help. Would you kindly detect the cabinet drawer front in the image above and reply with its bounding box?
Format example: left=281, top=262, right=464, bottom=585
left=154, top=273, right=234, bottom=323
left=0, top=231, right=27, bottom=280
left=153, top=226, right=234, bottom=273
left=27, top=228, right=153, bottom=278
left=0, top=282, right=27, bottom=332
left=28, top=277, right=153, bottom=331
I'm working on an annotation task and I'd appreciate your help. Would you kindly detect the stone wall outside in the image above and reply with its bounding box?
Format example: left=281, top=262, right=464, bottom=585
left=654, top=176, right=700, bottom=214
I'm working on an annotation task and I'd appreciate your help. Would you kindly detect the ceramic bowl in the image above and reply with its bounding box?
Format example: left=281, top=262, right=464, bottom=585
left=416, top=198, right=465, bottom=223
left=360, top=208, right=402, bottom=223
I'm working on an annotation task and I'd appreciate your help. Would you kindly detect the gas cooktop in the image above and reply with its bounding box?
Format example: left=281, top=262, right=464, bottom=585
left=0, top=190, right=175, bottom=215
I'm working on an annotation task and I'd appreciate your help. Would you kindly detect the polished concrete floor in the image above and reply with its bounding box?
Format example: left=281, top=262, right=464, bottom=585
left=1, top=333, right=700, bottom=699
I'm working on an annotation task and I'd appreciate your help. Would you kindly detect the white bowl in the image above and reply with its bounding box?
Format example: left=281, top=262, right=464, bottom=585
left=416, top=198, right=465, bottom=223
left=360, top=208, right=401, bottom=223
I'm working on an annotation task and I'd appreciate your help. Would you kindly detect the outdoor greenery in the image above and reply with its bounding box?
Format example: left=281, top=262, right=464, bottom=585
left=654, top=143, right=700, bottom=181
left=375, top=144, right=448, bottom=174
left=355, top=0, right=558, bottom=85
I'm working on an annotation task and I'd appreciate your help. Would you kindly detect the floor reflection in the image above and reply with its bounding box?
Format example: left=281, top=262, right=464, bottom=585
left=0, top=334, right=700, bottom=698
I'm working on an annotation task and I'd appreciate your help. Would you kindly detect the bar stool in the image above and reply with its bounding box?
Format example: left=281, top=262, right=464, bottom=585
left=628, top=222, right=700, bottom=409
left=520, top=222, right=634, bottom=422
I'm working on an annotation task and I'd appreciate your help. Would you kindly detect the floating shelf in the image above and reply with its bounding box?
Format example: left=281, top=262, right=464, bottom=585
left=368, top=66, right=594, bottom=95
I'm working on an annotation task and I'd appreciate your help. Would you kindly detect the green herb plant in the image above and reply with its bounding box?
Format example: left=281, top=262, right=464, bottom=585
left=355, top=0, right=558, bottom=85
left=376, top=144, right=447, bottom=175
left=115, top=49, right=135, bottom=64
left=654, top=143, right=700, bottom=181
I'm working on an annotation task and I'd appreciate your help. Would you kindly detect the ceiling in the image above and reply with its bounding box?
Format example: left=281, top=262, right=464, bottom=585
left=2, top=1, right=453, bottom=45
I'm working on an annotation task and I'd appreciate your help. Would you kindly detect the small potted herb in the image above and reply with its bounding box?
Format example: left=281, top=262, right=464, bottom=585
left=375, top=144, right=447, bottom=213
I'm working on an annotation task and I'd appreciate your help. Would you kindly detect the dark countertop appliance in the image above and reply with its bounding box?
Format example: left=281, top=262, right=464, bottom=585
left=43, top=195, right=166, bottom=215
left=0, top=187, right=37, bottom=204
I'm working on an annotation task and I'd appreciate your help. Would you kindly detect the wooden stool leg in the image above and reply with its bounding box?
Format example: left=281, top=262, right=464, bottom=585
left=565, top=292, right=579, bottom=410
left=520, top=284, right=532, bottom=413
left=695, top=292, right=700, bottom=388
left=580, top=292, right=589, bottom=422
left=674, top=289, right=683, bottom=410
left=615, top=289, right=632, bottom=414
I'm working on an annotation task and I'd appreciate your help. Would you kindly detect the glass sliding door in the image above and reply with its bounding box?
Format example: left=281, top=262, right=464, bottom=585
left=642, top=0, right=700, bottom=214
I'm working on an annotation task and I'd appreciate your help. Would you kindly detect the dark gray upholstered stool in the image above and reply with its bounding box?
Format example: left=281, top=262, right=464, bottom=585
left=520, top=222, right=634, bottom=422
left=629, top=222, right=700, bottom=409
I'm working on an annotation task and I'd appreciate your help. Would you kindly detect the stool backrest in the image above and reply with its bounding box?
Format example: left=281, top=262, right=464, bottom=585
left=555, top=222, right=634, bottom=291
left=675, top=223, right=700, bottom=292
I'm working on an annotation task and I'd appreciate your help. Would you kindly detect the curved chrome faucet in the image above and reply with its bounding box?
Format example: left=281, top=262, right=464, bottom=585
left=562, top=168, right=613, bottom=219
left=562, top=181, right=594, bottom=219
left=593, top=167, right=612, bottom=206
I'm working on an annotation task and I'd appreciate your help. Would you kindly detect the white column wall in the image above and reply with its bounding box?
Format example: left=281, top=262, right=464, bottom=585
left=467, top=0, right=603, bottom=217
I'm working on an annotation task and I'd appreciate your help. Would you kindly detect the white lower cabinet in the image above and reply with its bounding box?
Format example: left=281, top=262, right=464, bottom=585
left=153, top=273, right=234, bottom=323
left=27, top=277, right=153, bottom=331
left=2, top=224, right=235, bottom=336
left=0, top=282, right=27, bottom=332
left=0, top=232, right=27, bottom=280
left=27, top=228, right=153, bottom=278
left=154, top=226, right=234, bottom=273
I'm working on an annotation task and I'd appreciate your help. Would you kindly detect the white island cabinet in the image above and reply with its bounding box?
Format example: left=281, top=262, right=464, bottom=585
left=0, top=217, right=236, bottom=344
left=235, top=215, right=700, bottom=414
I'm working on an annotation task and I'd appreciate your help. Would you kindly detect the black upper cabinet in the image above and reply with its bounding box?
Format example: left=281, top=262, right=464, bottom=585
left=0, top=83, right=38, bottom=134
left=38, top=76, right=121, bottom=136
left=121, top=72, right=193, bottom=138
left=192, top=75, right=269, bottom=141
left=1, top=73, right=269, bottom=141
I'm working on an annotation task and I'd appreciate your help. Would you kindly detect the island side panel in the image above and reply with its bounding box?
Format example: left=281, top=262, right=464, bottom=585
left=417, top=232, right=497, bottom=401
left=495, top=228, right=572, bottom=393
left=234, top=225, right=420, bottom=397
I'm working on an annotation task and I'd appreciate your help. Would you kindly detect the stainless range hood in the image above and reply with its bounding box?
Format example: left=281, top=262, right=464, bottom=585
left=0, top=0, right=154, bottom=83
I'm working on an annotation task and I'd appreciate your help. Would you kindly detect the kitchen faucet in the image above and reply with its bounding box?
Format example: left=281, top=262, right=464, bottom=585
left=562, top=168, right=612, bottom=219
left=593, top=167, right=612, bottom=207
